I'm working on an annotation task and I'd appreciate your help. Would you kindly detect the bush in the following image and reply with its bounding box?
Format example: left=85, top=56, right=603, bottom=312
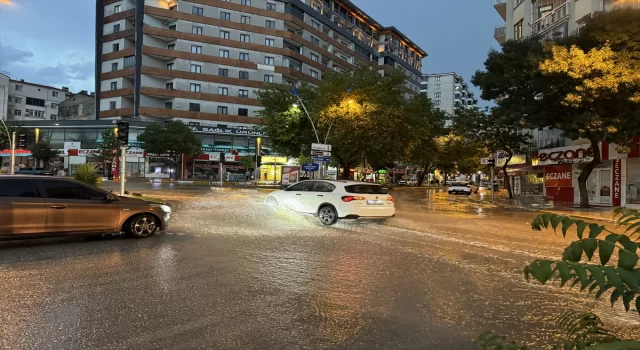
left=72, top=163, right=101, bottom=187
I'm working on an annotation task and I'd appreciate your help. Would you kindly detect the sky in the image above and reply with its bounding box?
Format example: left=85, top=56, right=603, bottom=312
left=0, top=0, right=504, bottom=100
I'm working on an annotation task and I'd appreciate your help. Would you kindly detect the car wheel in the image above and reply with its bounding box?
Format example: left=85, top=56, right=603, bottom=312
left=318, top=205, right=338, bottom=225
left=126, top=214, right=157, bottom=239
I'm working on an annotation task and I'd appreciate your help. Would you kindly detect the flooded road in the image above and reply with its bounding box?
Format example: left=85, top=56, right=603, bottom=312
left=0, top=185, right=637, bottom=349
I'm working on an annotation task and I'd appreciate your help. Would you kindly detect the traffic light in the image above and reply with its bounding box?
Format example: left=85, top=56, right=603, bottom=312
left=17, top=134, right=28, bottom=149
left=488, top=158, right=496, bottom=167
left=219, top=152, right=225, bottom=163
left=256, top=155, right=263, bottom=168
left=116, top=121, right=129, bottom=146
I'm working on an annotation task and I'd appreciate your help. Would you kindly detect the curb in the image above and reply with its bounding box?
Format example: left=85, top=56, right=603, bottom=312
left=538, top=210, right=615, bottom=223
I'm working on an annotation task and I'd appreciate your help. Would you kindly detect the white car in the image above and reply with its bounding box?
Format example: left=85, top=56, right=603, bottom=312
left=265, top=180, right=396, bottom=225
left=448, top=181, right=478, bottom=195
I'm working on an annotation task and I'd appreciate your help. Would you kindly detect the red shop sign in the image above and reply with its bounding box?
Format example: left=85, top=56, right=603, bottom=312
left=613, top=159, right=622, bottom=206
left=544, top=164, right=573, bottom=187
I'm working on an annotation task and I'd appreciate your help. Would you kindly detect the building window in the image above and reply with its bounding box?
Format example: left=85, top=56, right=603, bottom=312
left=189, top=103, right=200, bottom=112
left=167, top=63, right=174, bottom=70
left=241, top=15, right=251, bottom=24
left=434, top=92, right=441, bottom=98
left=310, top=53, right=319, bottom=62
left=193, top=26, right=203, bottom=35
left=265, top=38, right=275, bottom=47
left=240, top=34, right=250, bottom=42
left=165, top=102, right=173, bottom=109
left=113, top=24, right=120, bottom=33
left=7, top=108, right=11, bottom=115
left=14, top=97, right=22, bottom=103
left=217, top=106, right=228, bottom=114
left=265, top=20, right=276, bottom=29
left=514, top=20, right=523, bottom=40
left=238, top=89, right=249, bottom=98
left=239, top=71, right=249, bottom=79
left=264, top=56, right=274, bottom=65
left=220, top=12, right=231, bottom=20
left=239, top=52, right=249, bottom=61
left=192, top=6, right=203, bottom=15
left=238, top=108, right=248, bottom=116
left=124, top=56, right=135, bottom=67
left=435, top=76, right=441, bottom=82
left=14, top=109, right=21, bottom=116
left=50, top=114, right=57, bottom=120
left=241, top=0, right=251, bottom=5
left=14, top=85, right=22, bottom=91
left=311, top=37, right=320, bottom=46
left=52, top=91, right=59, bottom=98
left=434, top=100, right=441, bottom=106
left=190, top=64, right=202, bottom=73
left=7, top=96, right=11, bottom=102
left=112, top=43, right=119, bottom=52
left=169, top=24, right=176, bottom=31
left=110, top=81, right=118, bottom=90
left=190, top=83, right=201, bottom=93
left=218, top=87, right=229, bottom=95
left=310, top=70, right=319, bottom=79
left=112, top=62, right=118, bottom=71
left=166, top=82, right=174, bottom=90
left=218, top=68, right=229, bottom=76
left=168, top=44, right=175, bottom=50
left=266, top=2, right=276, bottom=11
left=25, top=109, right=44, bottom=118
left=219, top=30, right=230, bottom=39
left=191, top=45, right=202, bottom=54
left=114, top=5, right=121, bottom=13
left=219, top=49, right=229, bottom=58
left=311, top=20, right=320, bottom=30
left=435, top=84, right=441, bottom=90
left=264, top=75, right=273, bottom=83
left=26, top=97, right=45, bottom=107
left=109, top=101, right=117, bottom=110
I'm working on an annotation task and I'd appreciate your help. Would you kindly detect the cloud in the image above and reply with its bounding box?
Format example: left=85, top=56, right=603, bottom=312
left=0, top=42, right=34, bottom=69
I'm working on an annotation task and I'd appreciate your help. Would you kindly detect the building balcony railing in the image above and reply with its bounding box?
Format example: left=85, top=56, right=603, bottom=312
left=494, top=26, right=506, bottom=44
left=533, top=2, right=570, bottom=34
left=494, top=0, right=507, bottom=21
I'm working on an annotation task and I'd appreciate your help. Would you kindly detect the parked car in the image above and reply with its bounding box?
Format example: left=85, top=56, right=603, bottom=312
left=0, top=176, right=171, bottom=240
left=265, top=180, right=395, bottom=225
left=14, top=168, right=53, bottom=176
left=448, top=181, right=478, bottom=195
left=406, top=179, right=418, bottom=186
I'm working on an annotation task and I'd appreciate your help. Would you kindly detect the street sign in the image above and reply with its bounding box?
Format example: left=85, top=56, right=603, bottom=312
left=311, top=143, right=331, bottom=152
left=301, top=163, right=319, bottom=172
left=312, top=156, right=331, bottom=162
left=480, top=158, right=489, bottom=165
left=311, top=150, right=331, bottom=156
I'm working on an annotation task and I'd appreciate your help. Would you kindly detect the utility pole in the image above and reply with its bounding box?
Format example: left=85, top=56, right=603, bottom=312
left=220, top=152, right=224, bottom=189
left=10, top=132, right=16, bottom=175
left=116, top=121, right=130, bottom=196
left=488, top=157, right=496, bottom=201
left=120, top=146, right=126, bottom=196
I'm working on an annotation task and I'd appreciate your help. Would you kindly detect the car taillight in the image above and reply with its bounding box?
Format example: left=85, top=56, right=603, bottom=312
left=341, top=196, right=365, bottom=202
left=387, top=196, right=395, bottom=202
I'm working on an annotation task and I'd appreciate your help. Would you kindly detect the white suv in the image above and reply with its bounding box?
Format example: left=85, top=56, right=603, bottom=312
left=265, top=180, right=395, bottom=225
left=448, top=181, right=478, bottom=195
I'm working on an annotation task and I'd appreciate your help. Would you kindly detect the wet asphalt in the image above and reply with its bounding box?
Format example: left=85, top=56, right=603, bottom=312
left=1, top=184, right=638, bottom=349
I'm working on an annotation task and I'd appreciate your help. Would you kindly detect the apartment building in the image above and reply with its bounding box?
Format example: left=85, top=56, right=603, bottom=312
left=494, top=0, right=640, bottom=44
left=58, top=91, right=97, bottom=120
left=2, top=78, right=69, bottom=122
left=96, top=0, right=427, bottom=129
left=420, top=73, right=478, bottom=117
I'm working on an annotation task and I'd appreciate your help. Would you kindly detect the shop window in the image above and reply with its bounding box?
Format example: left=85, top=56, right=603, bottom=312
left=627, top=158, right=640, bottom=205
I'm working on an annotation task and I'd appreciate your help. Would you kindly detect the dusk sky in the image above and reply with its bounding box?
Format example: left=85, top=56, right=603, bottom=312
left=0, top=0, right=503, bottom=100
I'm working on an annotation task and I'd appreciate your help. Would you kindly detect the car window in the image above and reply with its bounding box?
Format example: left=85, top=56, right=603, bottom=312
left=0, top=179, right=39, bottom=197
left=452, top=182, right=469, bottom=187
left=40, top=180, right=107, bottom=200
left=286, top=182, right=309, bottom=191
left=344, top=184, right=388, bottom=194
left=312, top=181, right=335, bottom=192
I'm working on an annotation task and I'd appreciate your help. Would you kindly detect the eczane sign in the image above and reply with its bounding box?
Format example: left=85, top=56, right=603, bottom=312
left=544, top=164, right=573, bottom=187
left=537, top=144, right=595, bottom=165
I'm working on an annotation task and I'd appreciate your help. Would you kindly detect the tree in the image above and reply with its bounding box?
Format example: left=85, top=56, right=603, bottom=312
left=137, top=121, right=202, bottom=179
left=453, top=107, right=532, bottom=198
left=433, top=134, right=484, bottom=184
left=28, top=142, right=58, bottom=170
left=96, top=129, right=120, bottom=177
left=238, top=155, right=254, bottom=184
left=0, top=125, right=23, bottom=150
left=477, top=209, right=640, bottom=349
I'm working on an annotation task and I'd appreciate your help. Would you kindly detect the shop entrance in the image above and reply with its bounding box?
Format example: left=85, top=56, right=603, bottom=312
left=587, top=168, right=612, bottom=205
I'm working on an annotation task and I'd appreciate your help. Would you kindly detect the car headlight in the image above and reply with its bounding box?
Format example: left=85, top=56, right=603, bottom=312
left=157, top=204, right=171, bottom=213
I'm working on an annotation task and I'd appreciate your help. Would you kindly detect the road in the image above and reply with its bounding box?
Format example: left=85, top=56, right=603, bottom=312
left=1, top=184, right=638, bottom=349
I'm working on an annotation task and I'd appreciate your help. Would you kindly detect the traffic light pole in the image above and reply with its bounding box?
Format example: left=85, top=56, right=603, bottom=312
left=120, top=146, right=126, bottom=196
left=10, top=132, right=16, bottom=175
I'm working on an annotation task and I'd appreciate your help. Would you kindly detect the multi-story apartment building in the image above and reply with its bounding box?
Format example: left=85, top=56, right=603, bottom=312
left=493, top=0, right=639, bottom=44
left=96, top=0, right=427, bottom=130
left=2, top=79, right=69, bottom=122
left=420, top=73, right=478, bottom=117
left=0, top=73, right=8, bottom=121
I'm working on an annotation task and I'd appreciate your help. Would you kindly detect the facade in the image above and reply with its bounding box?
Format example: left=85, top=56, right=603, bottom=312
left=494, top=0, right=640, bottom=44
left=420, top=73, right=478, bottom=116
left=96, top=0, right=427, bottom=128
left=0, top=73, right=8, bottom=121
left=59, top=91, right=97, bottom=120
left=3, top=79, right=69, bottom=122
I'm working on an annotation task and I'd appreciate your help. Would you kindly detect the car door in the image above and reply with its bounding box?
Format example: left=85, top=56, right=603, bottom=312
left=281, top=181, right=313, bottom=212
left=37, top=179, right=121, bottom=234
left=305, top=181, right=336, bottom=213
left=0, top=178, right=47, bottom=235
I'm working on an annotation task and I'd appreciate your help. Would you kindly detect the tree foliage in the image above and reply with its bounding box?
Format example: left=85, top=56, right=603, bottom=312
left=137, top=121, right=202, bottom=160
left=97, top=129, right=120, bottom=162
left=73, top=163, right=101, bottom=187
left=0, top=125, right=23, bottom=150
left=28, top=142, right=58, bottom=169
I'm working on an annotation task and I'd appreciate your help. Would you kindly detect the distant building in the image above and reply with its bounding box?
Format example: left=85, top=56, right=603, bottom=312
left=420, top=73, right=478, bottom=117
left=59, top=91, right=97, bottom=120
left=0, top=73, right=8, bottom=121
left=5, top=79, right=69, bottom=121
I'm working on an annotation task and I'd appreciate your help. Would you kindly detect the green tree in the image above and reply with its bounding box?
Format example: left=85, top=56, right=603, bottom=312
left=0, top=125, right=24, bottom=150
left=96, top=129, right=120, bottom=177
left=453, top=107, right=532, bottom=198
left=137, top=121, right=202, bottom=179
left=28, top=142, right=58, bottom=170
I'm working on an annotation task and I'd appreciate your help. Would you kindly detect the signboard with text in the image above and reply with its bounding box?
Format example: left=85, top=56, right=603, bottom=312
left=537, top=144, right=596, bottom=166
left=544, top=164, right=573, bottom=187
left=311, top=143, right=332, bottom=151
left=281, top=166, right=300, bottom=186
left=613, top=159, right=622, bottom=206
left=301, top=163, right=319, bottom=172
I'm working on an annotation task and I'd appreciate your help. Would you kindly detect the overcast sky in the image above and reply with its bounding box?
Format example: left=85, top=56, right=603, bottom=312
left=0, top=0, right=503, bottom=98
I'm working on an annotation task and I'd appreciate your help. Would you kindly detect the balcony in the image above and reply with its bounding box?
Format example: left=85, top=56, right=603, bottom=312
left=494, top=25, right=506, bottom=44
left=494, top=0, right=506, bottom=21
left=533, top=2, right=570, bottom=36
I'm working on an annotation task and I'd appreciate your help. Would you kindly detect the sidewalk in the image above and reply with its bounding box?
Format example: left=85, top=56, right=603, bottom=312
left=473, top=191, right=617, bottom=223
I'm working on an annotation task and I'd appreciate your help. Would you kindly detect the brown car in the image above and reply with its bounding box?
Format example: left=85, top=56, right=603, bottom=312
left=0, top=176, right=171, bottom=240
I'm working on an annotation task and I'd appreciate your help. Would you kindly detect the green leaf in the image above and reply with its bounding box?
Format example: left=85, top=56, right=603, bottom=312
left=562, top=241, right=583, bottom=262
left=529, top=260, right=553, bottom=284
left=550, top=215, right=564, bottom=233
left=625, top=221, right=640, bottom=237
left=561, top=217, right=575, bottom=238
left=604, top=267, right=625, bottom=292
left=619, top=249, right=639, bottom=270
left=611, top=289, right=623, bottom=307
left=582, top=238, right=598, bottom=261
left=595, top=284, right=613, bottom=299
left=598, top=240, right=615, bottom=265
left=575, top=220, right=589, bottom=239
left=541, top=213, right=553, bottom=228
left=616, top=235, right=639, bottom=253
left=531, top=215, right=544, bottom=231
left=586, top=340, right=640, bottom=349
left=618, top=269, right=640, bottom=291
left=586, top=265, right=606, bottom=288
left=623, top=291, right=636, bottom=311
left=570, top=263, right=589, bottom=286
left=636, top=296, right=640, bottom=315
left=556, top=262, right=572, bottom=285
left=588, top=224, right=605, bottom=239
